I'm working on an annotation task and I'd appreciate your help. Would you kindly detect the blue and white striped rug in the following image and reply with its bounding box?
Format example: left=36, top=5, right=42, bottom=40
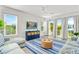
left=24, top=39, right=66, bottom=54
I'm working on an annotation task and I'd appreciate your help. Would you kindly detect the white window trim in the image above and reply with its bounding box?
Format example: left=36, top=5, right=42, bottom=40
left=66, top=16, right=76, bottom=39
left=4, top=14, right=18, bottom=36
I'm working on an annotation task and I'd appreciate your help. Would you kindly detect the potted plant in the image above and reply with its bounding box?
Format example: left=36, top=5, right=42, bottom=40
left=71, top=32, right=79, bottom=41
left=74, top=32, right=79, bottom=36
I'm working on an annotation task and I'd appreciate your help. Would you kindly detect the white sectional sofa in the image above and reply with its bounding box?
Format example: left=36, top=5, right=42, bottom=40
left=0, top=43, right=25, bottom=54
left=60, top=40, right=79, bottom=54
left=5, top=37, right=25, bottom=45
left=0, top=34, right=25, bottom=54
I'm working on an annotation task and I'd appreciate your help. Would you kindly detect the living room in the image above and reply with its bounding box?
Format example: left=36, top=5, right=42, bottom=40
left=0, top=5, right=79, bottom=54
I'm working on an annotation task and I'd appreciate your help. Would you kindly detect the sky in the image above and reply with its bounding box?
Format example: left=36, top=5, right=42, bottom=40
left=4, top=14, right=17, bottom=25
left=57, top=19, right=62, bottom=24
left=57, top=17, right=74, bottom=25
left=68, top=17, right=74, bottom=25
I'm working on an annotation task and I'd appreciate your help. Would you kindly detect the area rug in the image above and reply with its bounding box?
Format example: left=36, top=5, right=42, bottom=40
left=24, top=38, right=66, bottom=54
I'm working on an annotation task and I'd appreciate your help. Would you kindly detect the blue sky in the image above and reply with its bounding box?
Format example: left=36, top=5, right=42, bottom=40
left=5, top=14, right=17, bottom=25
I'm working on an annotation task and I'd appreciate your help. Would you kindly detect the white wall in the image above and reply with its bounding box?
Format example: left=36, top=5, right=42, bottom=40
left=0, top=6, right=43, bottom=38
left=0, top=6, right=3, bottom=18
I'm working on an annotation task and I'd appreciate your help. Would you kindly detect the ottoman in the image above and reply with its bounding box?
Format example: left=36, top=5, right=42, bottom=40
left=41, top=39, right=53, bottom=48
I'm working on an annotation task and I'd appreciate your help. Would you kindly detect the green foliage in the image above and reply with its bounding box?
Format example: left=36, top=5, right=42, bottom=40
left=57, top=24, right=62, bottom=35
left=6, top=25, right=16, bottom=35
left=0, top=18, right=16, bottom=35
left=0, top=18, right=4, bottom=29
left=57, top=25, right=62, bottom=30
left=74, top=32, right=79, bottom=36
left=50, top=23, right=53, bottom=32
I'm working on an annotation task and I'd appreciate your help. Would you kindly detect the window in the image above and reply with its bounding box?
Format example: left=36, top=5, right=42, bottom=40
left=4, top=14, right=17, bottom=35
left=67, top=17, right=74, bottom=39
left=48, top=20, right=54, bottom=35
left=56, top=19, right=63, bottom=38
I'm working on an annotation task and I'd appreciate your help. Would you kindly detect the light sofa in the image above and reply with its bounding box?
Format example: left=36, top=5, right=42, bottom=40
left=60, top=40, right=79, bottom=54
left=0, top=34, right=25, bottom=54
left=0, top=43, right=25, bottom=54
left=5, top=37, right=25, bottom=45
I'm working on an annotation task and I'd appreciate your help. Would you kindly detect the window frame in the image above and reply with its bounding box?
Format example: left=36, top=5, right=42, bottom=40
left=67, top=16, right=75, bottom=39
left=48, top=20, right=54, bottom=36
left=3, top=14, right=18, bottom=36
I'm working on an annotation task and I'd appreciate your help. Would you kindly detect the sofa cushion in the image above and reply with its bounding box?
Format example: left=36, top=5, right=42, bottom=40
left=60, top=41, right=79, bottom=54
left=6, top=47, right=25, bottom=54
left=5, top=37, right=25, bottom=44
left=0, top=43, right=19, bottom=53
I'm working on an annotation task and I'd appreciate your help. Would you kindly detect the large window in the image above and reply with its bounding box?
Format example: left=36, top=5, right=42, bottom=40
left=56, top=19, right=63, bottom=38
left=48, top=20, right=54, bottom=36
left=4, top=14, right=17, bottom=35
left=67, top=17, right=74, bottom=39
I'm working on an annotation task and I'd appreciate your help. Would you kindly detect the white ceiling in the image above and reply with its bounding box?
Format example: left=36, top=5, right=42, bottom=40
left=4, top=5, right=79, bottom=18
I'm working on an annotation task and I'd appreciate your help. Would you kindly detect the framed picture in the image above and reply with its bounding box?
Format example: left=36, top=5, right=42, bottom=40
left=26, top=21, right=37, bottom=29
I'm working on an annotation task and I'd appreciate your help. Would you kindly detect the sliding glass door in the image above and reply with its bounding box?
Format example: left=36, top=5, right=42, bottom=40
left=67, top=17, right=74, bottom=39
left=56, top=19, right=63, bottom=38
